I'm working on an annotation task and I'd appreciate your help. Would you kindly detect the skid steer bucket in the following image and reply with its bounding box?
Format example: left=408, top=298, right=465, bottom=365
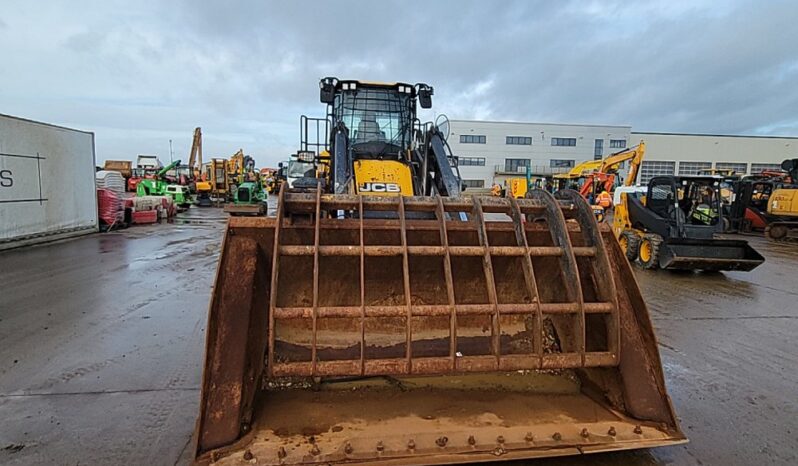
left=194, top=188, right=685, bottom=465
left=659, top=238, right=764, bottom=271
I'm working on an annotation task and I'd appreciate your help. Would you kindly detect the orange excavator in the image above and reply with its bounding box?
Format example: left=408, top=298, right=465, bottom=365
left=580, top=141, right=646, bottom=221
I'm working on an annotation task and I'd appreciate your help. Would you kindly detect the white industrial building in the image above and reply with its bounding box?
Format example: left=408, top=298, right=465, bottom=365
left=448, top=120, right=632, bottom=189
left=631, top=132, right=794, bottom=183
left=446, top=119, right=796, bottom=190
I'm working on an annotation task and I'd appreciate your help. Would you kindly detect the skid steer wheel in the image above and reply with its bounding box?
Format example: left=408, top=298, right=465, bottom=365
left=638, top=234, right=662, bottom=269
left=619, top=230, right=641, bottom=262
left=765, top=224, right=788, bottom=241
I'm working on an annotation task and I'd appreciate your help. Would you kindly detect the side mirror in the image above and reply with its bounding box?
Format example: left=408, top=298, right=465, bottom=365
left=320, top=77, right=337, bottom=104
left=417, top=84, right=433, bottom=109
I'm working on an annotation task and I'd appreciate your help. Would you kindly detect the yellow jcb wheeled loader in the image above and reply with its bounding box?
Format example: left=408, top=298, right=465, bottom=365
left=193, top=78, right=686, bottom=465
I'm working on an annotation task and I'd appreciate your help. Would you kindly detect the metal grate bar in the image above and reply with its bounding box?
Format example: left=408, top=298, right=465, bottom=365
left=310, top=186, right=322, bottom=376
left=270, top=351, right=618, bottom=377
left=527, top=189, right=586, bottom=365
left=471, top=197, right=501, bottom=362
left=398, top=196, right=413, bottom=373
left=281, top=193, right=567, bottom=216
left=435, top=196, right=457, bottom=370
left=556, top=190, right=621, bottom=361
left=358, top=196, right=366, bottom=376
left=277, top=245, right=596, bottom=257
left=273, top=302, right=614, bottom=319
left=267, top=185, right=286, bottom=377
left=509, top=196, right=545, bottom=363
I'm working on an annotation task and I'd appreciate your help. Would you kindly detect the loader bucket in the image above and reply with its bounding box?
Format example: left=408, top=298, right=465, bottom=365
left=194, top=188, right=686, bottom=465
left=659, top=238, right=764, bottom=271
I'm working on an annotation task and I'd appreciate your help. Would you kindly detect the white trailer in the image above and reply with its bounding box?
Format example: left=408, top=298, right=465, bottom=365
left=136, top=154, right=161, bottom=169
left=0, top=114, right=98, bottom=250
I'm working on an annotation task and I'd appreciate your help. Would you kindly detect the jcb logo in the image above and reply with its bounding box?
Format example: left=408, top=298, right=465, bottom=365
left=359, top=182, right=401, bottom=193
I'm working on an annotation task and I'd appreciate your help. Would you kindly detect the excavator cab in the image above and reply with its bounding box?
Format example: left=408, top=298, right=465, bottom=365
left=194, top=78, right=687, bottom=465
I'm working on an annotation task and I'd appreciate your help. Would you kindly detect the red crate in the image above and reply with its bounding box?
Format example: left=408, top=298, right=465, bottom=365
left=132, top=209, right=158, bottom=224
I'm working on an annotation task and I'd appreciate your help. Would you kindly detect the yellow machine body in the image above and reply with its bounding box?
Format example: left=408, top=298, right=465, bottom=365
left=768, top=188, right=798, bottom=216
left=508, top=178, right=528, bottom=198
left=353, top=159, right=414, bottom=196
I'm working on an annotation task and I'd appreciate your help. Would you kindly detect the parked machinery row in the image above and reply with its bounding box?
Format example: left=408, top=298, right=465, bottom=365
left=612, top=175, right=764, bottom=271
left=725, top=159, right=798, bottom=241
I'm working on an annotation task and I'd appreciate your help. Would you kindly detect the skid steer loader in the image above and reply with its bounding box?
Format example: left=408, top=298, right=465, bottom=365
left=193, top=78, right=686, bottom=465
left=614, top=175, right=764, bottom=271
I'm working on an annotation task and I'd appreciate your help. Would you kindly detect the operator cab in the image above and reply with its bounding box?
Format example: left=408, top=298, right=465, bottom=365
left=647, top=176, right=724, bottom=238
left=320, top=78, right=433, bottom=160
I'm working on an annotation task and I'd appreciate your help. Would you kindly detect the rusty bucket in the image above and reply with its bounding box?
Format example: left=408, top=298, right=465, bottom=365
left=194, top=188, right=686, bottom=465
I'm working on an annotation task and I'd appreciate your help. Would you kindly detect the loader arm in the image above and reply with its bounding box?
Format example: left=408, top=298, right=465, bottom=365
left=424, top=128, right=462, bottom=197
left=331, top=122, right=351, bottom=194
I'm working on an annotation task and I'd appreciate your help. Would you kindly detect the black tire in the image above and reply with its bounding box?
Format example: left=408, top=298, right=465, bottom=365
left=638, top=234, right=662, bottom=269
left=620, top=230, right=641, bottom=262
left=765, top=224, right=788, bottom=241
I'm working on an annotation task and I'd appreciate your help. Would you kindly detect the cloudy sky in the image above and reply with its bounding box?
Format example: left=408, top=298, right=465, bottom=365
left=1, top=0, right=797, bottom=166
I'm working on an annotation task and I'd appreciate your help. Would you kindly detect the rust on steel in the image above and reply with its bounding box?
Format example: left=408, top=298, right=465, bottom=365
left=434, top=196, right=457, bottom=371
left=509, top=196, right=544, bottom=364
left=471, top=197, right=502, bottom=362
left=195, top=189, right=685, bottom=463
left=556, top=189, right=621, bottom=361
left=264, top=190, right=619, bottom=378
left=266, top=184, right=286, bottom=377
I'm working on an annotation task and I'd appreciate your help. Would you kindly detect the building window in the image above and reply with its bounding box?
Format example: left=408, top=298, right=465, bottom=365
left=640, top=161, right=675, bottom=184
left=715, top=162, right=748, bottom=175
left=462, top=179, right=485, bottom=189
left=550, top=159, right=575, bottom=168
left=594, top=139, right=604, bottom=160
left=551, top=137, right=577, bottom=147
left=678, top=161, right=712, bottom=176
left=460, top=134, right=486, bottom=144
left=504, top=158, right=530, bottom=173
left=609, top=139, right=627, bottom=149
left=506, top=136, right=532, bottom=145
left=458, top=156, right=486, bottom=166
left=751, top=163, right=782, bottom=173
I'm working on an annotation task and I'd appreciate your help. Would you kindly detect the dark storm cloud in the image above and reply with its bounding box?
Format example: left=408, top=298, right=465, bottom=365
left=1, top=0, right=797, bottom=166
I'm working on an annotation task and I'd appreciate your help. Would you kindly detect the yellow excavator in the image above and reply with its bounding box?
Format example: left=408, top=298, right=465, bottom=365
left=193, top=78, right=685, bottom=465
left=196, top=159, right=230, bottom=206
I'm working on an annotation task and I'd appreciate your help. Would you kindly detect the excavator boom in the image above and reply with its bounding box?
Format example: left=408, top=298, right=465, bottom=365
left=187, top=127, right=203, bottom=177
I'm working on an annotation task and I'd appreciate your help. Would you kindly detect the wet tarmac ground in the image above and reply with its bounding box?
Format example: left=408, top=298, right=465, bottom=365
left=1, top=207, right=796, bottom=465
